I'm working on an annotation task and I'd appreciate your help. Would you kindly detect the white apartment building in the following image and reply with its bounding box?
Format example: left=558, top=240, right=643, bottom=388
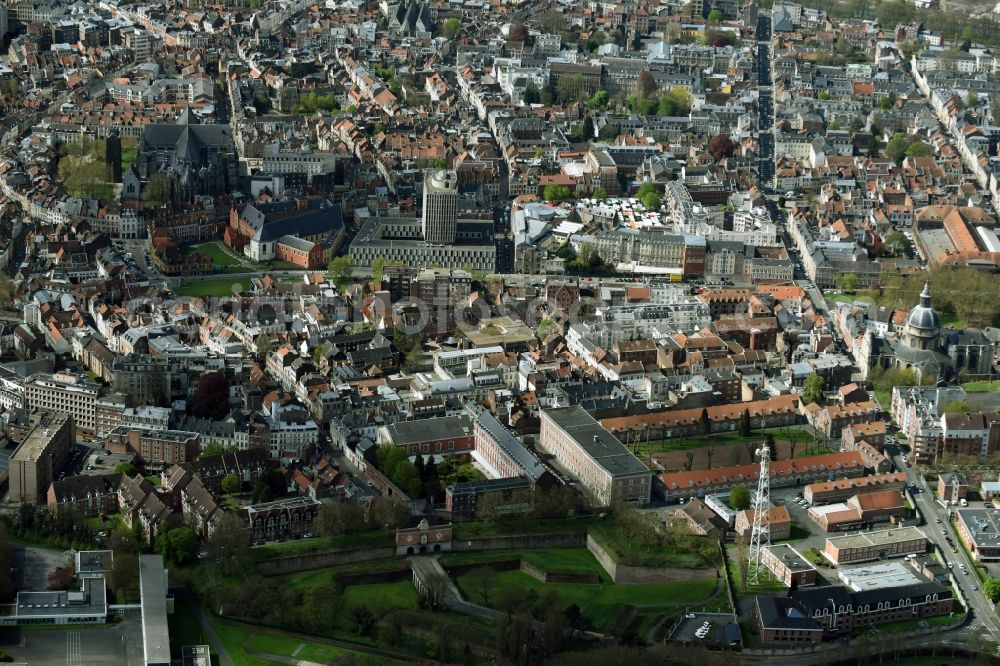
left=24, top=373, right=100, bottom=432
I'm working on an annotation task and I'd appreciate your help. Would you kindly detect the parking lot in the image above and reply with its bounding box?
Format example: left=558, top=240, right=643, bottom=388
left=668, top=612, right=741, bottom=648
left=2, top=615, right=145, bottom=666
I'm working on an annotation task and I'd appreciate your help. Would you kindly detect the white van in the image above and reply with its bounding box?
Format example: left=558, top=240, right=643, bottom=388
left=960, top=499, right=968, bottom=507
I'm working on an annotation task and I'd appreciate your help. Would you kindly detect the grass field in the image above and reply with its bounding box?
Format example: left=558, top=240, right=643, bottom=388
left=637, top=427, right=815, bottom=455
left=588, top=522, right=716, bottom=569
left=455, top=570, right=716, bottom=630
left=186, top=242, right=240, bottom=266
left=440, top=548, right=609, bottom=578
left=964, top=380, right=1000, bottom=393
left=339, top=580, right=419, bottom=615
left=253, top=532, right=393, bottom=559
left=177, top=278, right=251, bottom=297
left=211, top=622, right=396, bottom=666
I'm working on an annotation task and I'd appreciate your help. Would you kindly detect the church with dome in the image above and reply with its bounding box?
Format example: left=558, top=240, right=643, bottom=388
left=860, top=283, right=994, bottom=382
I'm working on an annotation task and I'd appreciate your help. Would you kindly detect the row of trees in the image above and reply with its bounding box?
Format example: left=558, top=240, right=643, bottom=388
left=315, top=496, right=410, bottom=537
left=877, top=266, right=1000, bottom=328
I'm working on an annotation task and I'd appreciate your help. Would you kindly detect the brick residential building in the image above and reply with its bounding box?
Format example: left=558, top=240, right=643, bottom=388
left=46, top=472, right=123, bottom=517
left=823, top=526, right=929, bottom=565
left=937, top=472, right=969, bottom=503
left=735, top=506, right=792, bottom=540
left=762, top=544, right=818, bottom=587
left=804, top=471, right=907, bottom=505
left=377, top=415, right=475, bottom=456
left=244, top=496, right=319, bottom=544
left=658, top=451, right=866, bottom=501
left=842, top=421, right=887, bottom=451
left=105, top=426, right=201, bottom=465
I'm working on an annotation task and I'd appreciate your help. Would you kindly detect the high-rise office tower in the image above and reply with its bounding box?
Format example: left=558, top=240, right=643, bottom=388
left=421, top=169, right=458, bottom=245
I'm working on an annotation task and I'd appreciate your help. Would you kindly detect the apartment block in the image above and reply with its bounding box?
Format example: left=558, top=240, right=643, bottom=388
left=538, top=406, right=650, bottom=505
left=9, top=413, right=75, bottom=504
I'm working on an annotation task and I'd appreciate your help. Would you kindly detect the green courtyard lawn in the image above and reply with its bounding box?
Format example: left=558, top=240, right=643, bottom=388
left=963, top=380, right=1000, bottom=393
left=185, top=243, right=246, bottom=274
left=636, top=427, right=816, bottom=455
left=439, top=548, right=608, bottom=579
left=454, top=569, right=717, bottom=631
left=210, top=623, right=274, bottom=666
left=177, top=278, right=251, bottom=297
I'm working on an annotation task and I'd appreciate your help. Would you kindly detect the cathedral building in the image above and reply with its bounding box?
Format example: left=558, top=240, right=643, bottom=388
left=863, top=284, right=993, bottom=382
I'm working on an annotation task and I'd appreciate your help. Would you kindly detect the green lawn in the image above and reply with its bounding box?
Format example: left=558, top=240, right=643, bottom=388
left=339, top=580, right=419, bottom=615
left=638, top=427, right=815, bottom=454
left=177, top=278, right=251, bottom=297
left=455, top=570, right=716, bottom=630
left=253, top=532, right=393, bottom=559
left=963, top=380, right=1000, bottom=393
left=727, top=547, right=786, bottom=598
left=828, top=293, right=874, bottom=305
left=439, top=548, right=608, bottom=579
left=211, top=622, right=386, bottom=666
left=211, top=623, right=276, bottom=666
left=588, top=522, right=718, bottom=569
left=186, top=242, right=240, bottom=266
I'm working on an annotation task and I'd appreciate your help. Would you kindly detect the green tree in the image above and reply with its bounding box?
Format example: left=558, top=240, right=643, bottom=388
left=587, top=90, right=609, bottom=110
left=739, top=408, right=752, bottom=438
left=641, top=190, right=660, bottom=210
left=206, top=512, right=251, bottom=575
left=885, top=133, right=911, bottom=163
left=968, top=89, right=979, bottom=107
left=883, top=232, right=912, bottom=257
left=543, top=184, right=574, bottom=201
left=729, top=485, right=751, bottom=510
left=221, top=473, right=241, bottom=495
left=438, top=17, right=461, bottom=38
left=802, top=373, right=826, bottom=406
left=592, top=186, right=607, bottom=200
left=522, top=82, right=541, bottom=105
left=328, top=255, right=354, bottom=280
left=984, top=577, right=1000, bottom=603
left=904, top=141, right=932, bottom=158
left=143, top=172, right=173, bottom=204
left=836, top=272, right=857, bottom=292
left=944, top=399, right=970, bottom=413
left=707, top=8, right=723, bottom=22
left=699, top=408, right=711, bottom=437
left=114, top=463, right=138, bottom=476
left=156, top=527, right=197, bottom=566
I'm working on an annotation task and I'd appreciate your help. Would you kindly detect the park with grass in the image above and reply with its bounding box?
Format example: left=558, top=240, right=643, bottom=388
left=184, top=242, right=249, bottom=274
left=177, top=278, right=252, bottom=297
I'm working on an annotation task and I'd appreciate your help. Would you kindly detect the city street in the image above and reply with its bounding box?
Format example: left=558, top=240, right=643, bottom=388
left=892, top=448, right=1000, bottom=647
